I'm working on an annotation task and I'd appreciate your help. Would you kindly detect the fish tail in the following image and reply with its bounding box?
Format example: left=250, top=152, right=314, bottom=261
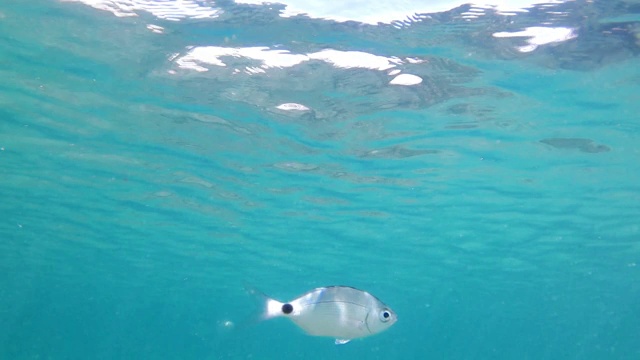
left=244, top=284, right=285, bottom=320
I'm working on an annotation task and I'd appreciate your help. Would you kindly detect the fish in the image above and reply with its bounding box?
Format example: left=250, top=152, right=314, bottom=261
left=248, top=286, right=397, bottom=345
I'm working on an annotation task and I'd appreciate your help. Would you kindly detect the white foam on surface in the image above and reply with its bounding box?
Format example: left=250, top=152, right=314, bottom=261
left=389, top=73, right=423, bottom=86
left=307, top=49, right=399, bottom=71
left=276, top=103, right=311, bottom=111
left=492, top=26, right=577, bottom=52
left=146, top=24, right=164, bottom=33
left=61, top=0, right=222, bottom=20
left=62, top=0, right=571, bottom=24
left=174, top=46, right=424, bottom=86
left=178, top=46, right=412, bottom=71
left=234, top=0, right=571, bottom=24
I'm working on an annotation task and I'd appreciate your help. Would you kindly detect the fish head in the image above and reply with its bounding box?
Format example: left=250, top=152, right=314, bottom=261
left=365, top=306, right=397, bottom=335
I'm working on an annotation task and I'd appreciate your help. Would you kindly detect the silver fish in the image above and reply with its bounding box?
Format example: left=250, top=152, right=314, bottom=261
left=251, top=286, right=397, bottom=345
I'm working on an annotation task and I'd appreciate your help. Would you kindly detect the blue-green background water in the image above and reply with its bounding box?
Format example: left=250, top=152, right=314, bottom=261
left=1, top=0, right=640, bottom=358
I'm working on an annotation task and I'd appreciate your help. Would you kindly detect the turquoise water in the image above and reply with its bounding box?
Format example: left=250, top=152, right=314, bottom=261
left=1, top=0, right=640, bottom=358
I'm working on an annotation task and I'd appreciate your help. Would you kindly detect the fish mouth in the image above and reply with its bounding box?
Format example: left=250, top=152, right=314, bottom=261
left=389, top=311, right=398, bottom=324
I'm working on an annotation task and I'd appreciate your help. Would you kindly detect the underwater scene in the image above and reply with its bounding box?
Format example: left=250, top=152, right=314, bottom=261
left=1, top=0, right=639, bottom=358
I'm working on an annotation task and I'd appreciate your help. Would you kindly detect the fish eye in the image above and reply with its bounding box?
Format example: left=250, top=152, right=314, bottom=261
left=379, top=310, right=391, bottom=322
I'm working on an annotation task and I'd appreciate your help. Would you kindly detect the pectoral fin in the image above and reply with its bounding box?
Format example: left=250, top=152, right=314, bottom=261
left=335, top=339, right=351, bottom=345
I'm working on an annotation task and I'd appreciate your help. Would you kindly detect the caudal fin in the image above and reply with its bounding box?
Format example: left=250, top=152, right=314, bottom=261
left=244, top=285, right=286, bottom=321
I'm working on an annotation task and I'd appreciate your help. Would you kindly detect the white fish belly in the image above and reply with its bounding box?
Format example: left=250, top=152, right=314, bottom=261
left=290, top=301, right=370, bottom=339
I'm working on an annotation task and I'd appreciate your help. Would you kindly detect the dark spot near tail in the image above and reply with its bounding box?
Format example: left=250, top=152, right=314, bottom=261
left=282, top=303, right=293, bottom=314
